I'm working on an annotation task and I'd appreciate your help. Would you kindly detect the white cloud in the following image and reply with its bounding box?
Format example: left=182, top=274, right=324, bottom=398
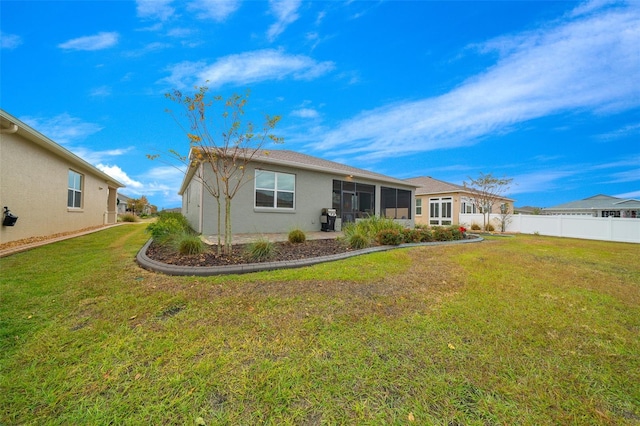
left=310, top=2, right=640, bottom=161
left=167, top=28, right=194, bottom=38
left=146, top=165, right=186, bottom=181
left=605, top=168, right=640, bottom=184
left=97, top=164, right=145, bottom=189
left=58, top=32, right=119, bottom=51
left=124, top=42, right=172, bottom=57
left=596, top=123, right=640, bottom=140
left=89, top=86, right=112, bottom=97
left=136, top=0, right=175, bottom=21
left=74, top=147, right=133, bottom=165
left=291, top=108, right=320, bottom=119
left=509, top=170, right=579, bottom=195
left=267, top=0, right=302, bottom=41
left=187, top=0, right=241, bottom=22
left=21, top=113, right=103, bottom=144
left=99, top=164, right=185, bottom=205
left=1, top=31, right=22, bottom=49
left=615, top=190, right=640, bottom=199
left=162, top=49, right=334, bottom=89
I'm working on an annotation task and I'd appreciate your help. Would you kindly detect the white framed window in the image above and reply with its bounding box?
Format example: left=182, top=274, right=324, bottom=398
left=416, top=198, right=422, bottom=216
left=461, top=197, right=477, bottom=214
left=68, top=170, right=83, bottom=208
left=429, top=197, right=452, bottom=225
left=255, top=170, right=295, bottom=209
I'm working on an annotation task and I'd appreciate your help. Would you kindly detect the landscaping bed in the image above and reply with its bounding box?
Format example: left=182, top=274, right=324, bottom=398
left=145, top=238, right=355, bottom=267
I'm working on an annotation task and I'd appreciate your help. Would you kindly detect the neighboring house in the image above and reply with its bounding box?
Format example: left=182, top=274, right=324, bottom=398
left=515, top=206, right=541, bottom=215
left=117, top=193, right=155, bottom=216
left=179, top=149, right=417, bottom=235
left=543, top=194, right=640, bottom=218
left=0, top=109, right=124, bottom=244
left=405, top=176, right=514, bottom=226
left=117, top=193, right=133, bottom=215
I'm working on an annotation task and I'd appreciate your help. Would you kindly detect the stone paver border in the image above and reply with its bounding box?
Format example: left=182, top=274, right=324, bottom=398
left=136, top=236, right=484, bottom=276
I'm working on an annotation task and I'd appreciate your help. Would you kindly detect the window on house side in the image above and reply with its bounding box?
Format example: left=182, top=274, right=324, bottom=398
left=255, top=170, right=295, bottom=209
left=429, top=197, right=452, bottom=225
left=68, top=170, right=83, bottom=208
left=416, top=198, right=422, bottom=216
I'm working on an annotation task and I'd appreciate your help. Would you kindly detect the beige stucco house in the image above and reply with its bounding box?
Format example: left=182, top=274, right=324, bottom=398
left=0, top=109, right=124, bottom=244
left=405, top=176, right=514, bottom=226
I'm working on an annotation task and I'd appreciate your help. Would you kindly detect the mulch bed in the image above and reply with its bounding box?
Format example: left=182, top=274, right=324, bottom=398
left=145, top=238, right=357, bottom=267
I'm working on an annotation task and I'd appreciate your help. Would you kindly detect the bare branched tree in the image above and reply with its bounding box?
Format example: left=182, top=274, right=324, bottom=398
left=463, top=173, right=513, bottom=230
left=150, top=87, right=282, bottom=255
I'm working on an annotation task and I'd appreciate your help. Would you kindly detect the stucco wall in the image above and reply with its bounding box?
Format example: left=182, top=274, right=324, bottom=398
left=0, top=131, right=115, bottom=244
left=415, top=192, right=513, bottom=226
left=189, top=161, right=415, bottom=236
left=182, top=168, right=203, bottom=234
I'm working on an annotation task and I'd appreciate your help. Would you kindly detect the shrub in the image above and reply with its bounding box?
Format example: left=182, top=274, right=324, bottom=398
left=288, top=228, right=306, bottom=244
left=119, top=213, right=138, bottom=223
left=245, top=238, right=277, bottom=261
left=175, top=233, right=205, bottom=255
left=376, top=229, right=404, bottom=245
left=402, top=228, right=422, bottom=243
left=156, top=211, right=191, bottom=229
left=432, top=226, right=454, bottom=241
left=470, top=223, right=482, bottom=231
left=485, top=223, right=495, bottom=232
left=450, top=226, right=463, bottom=240
left=419, top=228, right=434, bottom=242
left=146, top=212, right=193, bottom=245
left=146, top=218, right=186, bottom=243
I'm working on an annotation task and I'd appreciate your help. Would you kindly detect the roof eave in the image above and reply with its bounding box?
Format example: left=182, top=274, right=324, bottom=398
left=1, top=109, right=126, bottom=188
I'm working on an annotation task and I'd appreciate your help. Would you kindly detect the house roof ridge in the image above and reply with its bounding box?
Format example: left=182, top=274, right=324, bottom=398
left=0, top=109, right=125, bottom=188
left=405, top=175, right=468, bottom=194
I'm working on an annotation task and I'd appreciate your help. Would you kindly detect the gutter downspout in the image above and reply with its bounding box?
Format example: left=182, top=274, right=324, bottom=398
left=0, top=123, right=18, bottom=134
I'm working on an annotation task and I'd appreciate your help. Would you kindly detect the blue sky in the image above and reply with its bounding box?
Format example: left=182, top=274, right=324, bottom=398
left=1, top=0, right=639, bottom=210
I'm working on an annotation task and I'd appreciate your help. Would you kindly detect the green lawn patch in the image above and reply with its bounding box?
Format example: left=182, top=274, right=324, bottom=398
left=1, top=226, right=639, bottom=424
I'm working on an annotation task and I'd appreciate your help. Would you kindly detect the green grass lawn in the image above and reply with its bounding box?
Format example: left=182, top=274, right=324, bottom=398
left=1, top=225, right=639, bottom=425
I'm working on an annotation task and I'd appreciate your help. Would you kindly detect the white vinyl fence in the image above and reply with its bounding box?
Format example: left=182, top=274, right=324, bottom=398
left=459, top=213, right=640, bottom=244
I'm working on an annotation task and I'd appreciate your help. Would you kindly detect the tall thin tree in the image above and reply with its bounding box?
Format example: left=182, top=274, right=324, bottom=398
left=160, top=86, right=283, bottom=255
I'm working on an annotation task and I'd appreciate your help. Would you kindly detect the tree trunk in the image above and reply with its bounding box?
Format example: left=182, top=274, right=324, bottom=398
left=224, top=196, right=232, bottom=256
left=215, top=197, right=222, bottom=255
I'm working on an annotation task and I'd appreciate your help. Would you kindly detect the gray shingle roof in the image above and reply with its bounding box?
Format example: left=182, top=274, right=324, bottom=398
left=250, top=150, right=415, bottom=187
left=545, top=194, right=640, bottom=211
left=180, top=149, right=416, bottom=194
left=404, top=176, right=469, bottom=195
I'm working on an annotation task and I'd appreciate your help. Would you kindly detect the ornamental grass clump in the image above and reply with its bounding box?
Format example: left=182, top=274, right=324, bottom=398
left=341, top=215, right=404, bottom=249
left=347, top=231, right=370, bottom=250
left=175, top=233, right=205, bottom=255
left=288, top=228, right=306, bottom=244
left=245, top=237, right=277, bottom=262
left=119, top=213, right=138, bottom=223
